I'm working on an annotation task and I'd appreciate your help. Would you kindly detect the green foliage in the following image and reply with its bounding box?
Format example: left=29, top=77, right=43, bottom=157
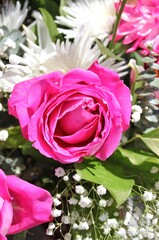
left=14, top=231, right=27, bottom=240
left=139, top=128, right=159, bottom=157
left=96, top=39, right=123, bottom=61
left=39, top=8, right=59, bottom=42
left=75, top=155, right=134, bottom=207
left=0, top=126, right=26, bottom=149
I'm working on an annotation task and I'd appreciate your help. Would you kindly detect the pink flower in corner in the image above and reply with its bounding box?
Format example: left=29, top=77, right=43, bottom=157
left=8, top=62, right=131, bottom=163
left=0, top=169, right=52, bottom=239
left=115, top=0, right=159, bottom=53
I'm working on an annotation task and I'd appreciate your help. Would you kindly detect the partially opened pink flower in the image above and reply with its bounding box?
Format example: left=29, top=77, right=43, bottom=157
left=115, top=0, right=159, bottom=53
left=0, top=169, right=52, bottom=239
left=8, top=62, right=131, bottom=163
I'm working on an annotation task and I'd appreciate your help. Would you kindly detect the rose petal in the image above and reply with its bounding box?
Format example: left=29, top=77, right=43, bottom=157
left=7, top=175, right=53, bottom=235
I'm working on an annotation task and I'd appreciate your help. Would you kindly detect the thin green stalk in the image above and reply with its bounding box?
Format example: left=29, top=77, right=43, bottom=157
left=109, top=0, right=128, bottom=50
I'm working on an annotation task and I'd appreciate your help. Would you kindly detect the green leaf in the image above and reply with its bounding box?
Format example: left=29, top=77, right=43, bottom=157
left=75, top=155, right=134, bottom=207
left=14, top=231, right=26, bottom=240
left=139, top=128, right=159, bottom=157
left=96, top=39, right=123, bottom=61
left=118, top=147, right=159, bottom=165
left=39, top=8, right=59, bottom=42
left=118, top=148, right=159, bottom=184
left=0, top=126, right=26, bottom=149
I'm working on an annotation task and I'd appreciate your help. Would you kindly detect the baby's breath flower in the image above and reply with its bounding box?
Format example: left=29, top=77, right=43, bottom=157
left=116, top=227, right=127, bottom=238
left=99, top=212, right=108, bottom=222
left=132, top=105, right=143, bottom=114
left=46, top=229, right=53, bottom=236
left=56, top=193, right=61, bottom=199
left=145, top=212, right=153, bottom=220
left=68, top=197, right=78, bottom=205
left=73, top=173, right=81, bottom=181
left=64, top=233, right=72, bottom=240
left=99, top=199, right=107, bottom=207
left=96, top=185, right=107, bottom=195
left=47, top=222, right=55, bottom=230
left=107, top=218, right=119, bottom=229
left=53, top=197, right=61, bottom=206
left=127, top=226, right=138, bottom=237
left=107, top=198, right=114, bottom=206
left=55, top=167, right=65, bottom=177
left=76, top=235, right=83, bottom=240
left=72, top=223, right=79, bottom=229
left=78, top=196, right=93, bottom=208
left=75, top=185, right=86, bottom=195
left=103, top=226, right=111, bottom=235
left=150, top=166, right=159, bottom=174
left=51, top=209, right=62, bottom=218
left=78, top=221, right=89, bottom=230
left=0, top=130, right=9, bottom=141
left=0, top=103, right=3, bottom=111
left=63, top=175, right=69, bottom=181
left=61, top=215, right=71, bottom=224
left=131, top=111, right=141, bottom=123
left=142, top=191, right=156, bottom=202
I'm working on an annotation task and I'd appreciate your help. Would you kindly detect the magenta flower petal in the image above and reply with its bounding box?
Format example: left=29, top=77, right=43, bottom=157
left=8, top=62, right=131, bottom=163
left=115, top=1, right=159, bottom=53
left=7, top=175, right=53, bottom=235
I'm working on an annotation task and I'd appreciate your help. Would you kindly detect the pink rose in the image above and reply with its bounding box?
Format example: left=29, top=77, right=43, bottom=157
left=8, top=62, right=131, bottom=163
left=0, top=169, right=52, bottom=239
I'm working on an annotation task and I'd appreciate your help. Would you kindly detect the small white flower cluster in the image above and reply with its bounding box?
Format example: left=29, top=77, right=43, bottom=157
left=131, top=104, right=143, bottom=123
left=0, top=130, right=9, bottom=141
left=48, top=168, right=159, bottom=239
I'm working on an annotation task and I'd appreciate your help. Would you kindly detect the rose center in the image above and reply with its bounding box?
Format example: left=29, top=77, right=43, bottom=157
left=58, top=97, right=99, bottom=135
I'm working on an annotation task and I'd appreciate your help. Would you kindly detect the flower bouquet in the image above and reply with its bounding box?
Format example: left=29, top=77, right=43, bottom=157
left=0, top=0, right=159, bottom=239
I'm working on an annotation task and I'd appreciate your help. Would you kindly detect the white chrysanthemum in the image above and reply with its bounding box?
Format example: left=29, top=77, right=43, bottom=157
left=55, top=0, right=116, bottom=39
left=0, top=11, right=128, bottom=92
left=0, top=1, right=28, bottom=30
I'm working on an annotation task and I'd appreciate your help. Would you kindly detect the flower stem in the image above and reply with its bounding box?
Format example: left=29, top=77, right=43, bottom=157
left=109, top=0, right=128, bottom=50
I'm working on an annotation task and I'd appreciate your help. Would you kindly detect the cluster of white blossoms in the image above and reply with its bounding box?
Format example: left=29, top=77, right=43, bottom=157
left=45, top=167, right=159, bottom=239
left=131, top=105, right=143, bottom=123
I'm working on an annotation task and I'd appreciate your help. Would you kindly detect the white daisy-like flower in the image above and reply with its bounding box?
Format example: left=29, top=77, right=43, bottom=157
left=0, top=1, right=28, bottom=30
left=55, top=0, right=116, bottom=40
left=0, top=11, right=127, bottom=93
